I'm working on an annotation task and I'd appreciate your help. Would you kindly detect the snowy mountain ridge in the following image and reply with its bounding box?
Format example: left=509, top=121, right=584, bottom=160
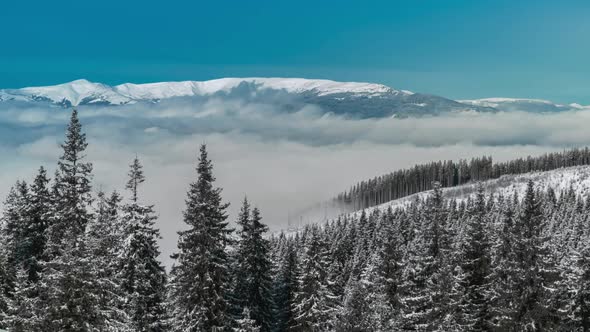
left=0, top=78, right=407, bottom=106
left=460, top=97, right=589, bottom=112
left=2, top=78, right=587, bottom=117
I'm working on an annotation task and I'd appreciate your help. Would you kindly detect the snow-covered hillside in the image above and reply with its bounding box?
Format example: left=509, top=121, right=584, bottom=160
left=286, top=166, right=590, bottom=233
left=353, top=165, right=590, bottom=218
left=460, top=97, right=589, bottom=113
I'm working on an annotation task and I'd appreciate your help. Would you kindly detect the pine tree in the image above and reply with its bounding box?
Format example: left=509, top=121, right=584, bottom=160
left=488, top=195, right=519, bottom=330
left=37, top=108, right=106, bottom=330
left=127, top=156, right=145, bottom=203
left=459, top=184, right=492, bottom=330
left=292, top=227, right=338, bottom=331
left=168, top=144, right=233, bottom=331
left=232, top=197, right=252, bottom=316
left=50, top=108, right=93, bottom=244
left=235, top=307, right=261, bottom=332
left=559, top=215, right=590, bottom=331
left=398, top=215, right=433, bottom=330
left=119, top=158, right=167, bottom=331
left=233, top=200, right=274, bottom=332
left=40, top=235, right=105, bottom=330
left=88, top=191, right=132, bottom=331
left=3, top=267, right=42, bottom=331
left=380, top=207, right=404, bottom=311
left=0, top=182, right=29, bottom=290
left=0, top=247, right=13, bottom=328
left=512, top=181, right=561, bottom=330
left=273, top=240, right=299, bottom=332
left=23, top=167, right=51, bottom=283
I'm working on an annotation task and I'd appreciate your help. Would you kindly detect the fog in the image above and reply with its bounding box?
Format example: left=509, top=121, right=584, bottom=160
left=2, top=98, right=589, bottom=264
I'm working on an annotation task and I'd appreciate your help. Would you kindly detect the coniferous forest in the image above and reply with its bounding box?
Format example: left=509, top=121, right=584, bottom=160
left=335, top=147, right=590, bottom=211
left=2, top=110, right=590, bottom=332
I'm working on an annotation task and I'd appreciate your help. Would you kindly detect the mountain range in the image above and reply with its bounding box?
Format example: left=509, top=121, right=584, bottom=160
left=0, top=78, right=587, bottom=118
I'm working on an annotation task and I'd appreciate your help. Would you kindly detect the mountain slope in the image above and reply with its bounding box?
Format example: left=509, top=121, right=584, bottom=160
left=0, top=78, right=495, bottom=118
left=460, top=97, right=589, bottom=113
left=4, top=78, right=587, bottom=117
left=0, top=78, right=404, bottom=105
left=289, top=165, right=590, bottom=231
left=361, top=165, right=590, bottom=217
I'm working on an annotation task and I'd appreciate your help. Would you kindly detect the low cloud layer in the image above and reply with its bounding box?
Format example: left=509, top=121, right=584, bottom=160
left=1, top=98, right=588, bottom=264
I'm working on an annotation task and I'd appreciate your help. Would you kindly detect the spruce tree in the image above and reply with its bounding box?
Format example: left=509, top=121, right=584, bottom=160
left=119, top=157, right=167, bottom=331
left=40, top=234, right=104, bottom=330
left=3, top=266, right=42, bottom=331
left=513, top=181, right=560, bottom=330
left=232, top=197, right=252, bottom=316
left=234, top=199, right=274, bottom=331
left=235, top=307, right=261, bottom=332
left=488, top=195, right=519, bottom=330
left=89, top=191, right=132, bottom=330
left=459, top=184, right=491, bottom=330
left=273, top=240, right=299, bottom=332
left=23, top=167, right=51, bottom=283
left=39, top=109, right=104, bottom=330
left=0, top=182, right=29, bottom=289
left=168, top=144, right=233, bottom=331
left=50, top=108, right=93, bottom=245
left=292, top=227, right=338, bottom=331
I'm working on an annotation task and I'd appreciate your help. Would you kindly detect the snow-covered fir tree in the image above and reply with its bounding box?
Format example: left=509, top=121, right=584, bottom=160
left=272, top=238, right=299, bottom=332
left=459, top=183, right=492, bottom=330
left=291, top=227, right=338, bottom=331
left=88, top=190, right=132, bottom=330
left=168, top=144, right=233, bottom=331
left=233, top=198, right=274, bottom=332
left=235, top=307, right=261, bottom=332
left=119, top=157, right=167, bottom=331
left=37, top=109, right=107, bottom=330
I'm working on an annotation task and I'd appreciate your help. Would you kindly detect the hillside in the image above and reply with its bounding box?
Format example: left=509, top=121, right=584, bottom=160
left=358, top=165, right=590, bottom=217
left=289, top=164, right=590, bottom=231
left=271, top=160, right=590, bottom=330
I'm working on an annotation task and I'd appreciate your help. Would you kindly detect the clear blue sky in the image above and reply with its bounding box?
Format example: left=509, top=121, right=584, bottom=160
left=1, top=0, right=589, bottom=103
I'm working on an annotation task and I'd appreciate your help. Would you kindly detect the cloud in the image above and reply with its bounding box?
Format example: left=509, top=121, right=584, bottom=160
left=1, top=98, right=589, bottom=265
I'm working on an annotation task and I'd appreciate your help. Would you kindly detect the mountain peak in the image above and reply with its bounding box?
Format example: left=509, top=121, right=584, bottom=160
left=0, top=77, right=409, bottom=107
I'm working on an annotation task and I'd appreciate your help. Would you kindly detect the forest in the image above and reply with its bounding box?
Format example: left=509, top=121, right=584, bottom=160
left=335, top=146, right=590, bottom=211
left=1, top=110, right=590, bottom=331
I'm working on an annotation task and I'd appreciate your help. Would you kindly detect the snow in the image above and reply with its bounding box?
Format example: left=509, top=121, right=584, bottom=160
left=460, top=97, right=590, bottom=110
left=0, top=78, right=406, bottom=106
left=282, top=165, right=590, bottom=235
left=358, top=165, right=590, bottom=218
left=17, top=79, right=133, bottom=106
left=464, top=97, right=557, bottom=104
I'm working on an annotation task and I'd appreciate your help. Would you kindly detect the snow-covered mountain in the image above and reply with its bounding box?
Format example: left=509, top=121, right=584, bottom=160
left=0, top=78, right=496, bottom=118
left=0, top=78, right=404, bottom=106
left=460, top=97, right=589, bottom=113
left=2, top=78, right=587, bottom=117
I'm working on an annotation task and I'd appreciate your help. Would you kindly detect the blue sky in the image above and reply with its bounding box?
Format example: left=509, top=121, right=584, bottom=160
left=1, top=0, right=589, bottom=103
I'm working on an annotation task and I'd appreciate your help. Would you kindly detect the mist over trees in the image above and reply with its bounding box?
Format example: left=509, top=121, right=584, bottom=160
left=0, top=110, right=589, bottom=331
left=336, top=147, right=590, bottom=211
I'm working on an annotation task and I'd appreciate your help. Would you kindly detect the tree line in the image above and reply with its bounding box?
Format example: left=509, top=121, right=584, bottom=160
left=335, top=147, right=590, bottom=210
